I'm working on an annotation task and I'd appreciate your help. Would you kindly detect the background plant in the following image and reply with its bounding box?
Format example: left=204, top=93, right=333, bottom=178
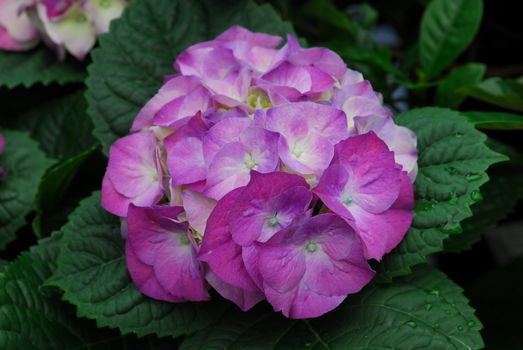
left=0, top=0, right=522, bottom=349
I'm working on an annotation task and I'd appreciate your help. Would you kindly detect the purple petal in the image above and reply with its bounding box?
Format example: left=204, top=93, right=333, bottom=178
left=355, top=115, right=418, bottom=181
left=103, top=132, right=164, bottom=216
left=257, top=214, right=374, bottom=318
left=203, top=117, right=251, bottom=165
left=261, top=62, right=335, bottom=95
left=347, top=171, right=414, bottom=260
left=216, top=25, right=282, bottom=48
left=153, top=85, right=212, bottom=129
left=229, top=171, right=311, bottom=246
left=204, top=142, right=252, bottom=200
left=166, top=136, right=206, bottom=186
left=125, top=241, right=181, bottom=302
left=132, top=76, right=208, bottom=131
left=265, top=102, right=348, bottom=174
left=205, top=270, right=264, bottom=311
left=127, top=205, right=208, bottom=301
left=333, top=132, right=401, bottom=213
left=283, top=35, right=346, bottom=80
left=199, top=188, right=260, bottom=292
left=205, top=127, right=280, bottom=199
left=101, top=172, right=132, bottom=217
left=181, top=189, right=216, bottom=235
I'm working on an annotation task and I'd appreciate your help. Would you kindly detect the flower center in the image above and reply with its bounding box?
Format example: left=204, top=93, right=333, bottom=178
left=179, top=234, right=190, bottom=245
left=291, top=144, right=304, bottom=158
left=246, top=89, right=271, bottom=109
left=306, top=242, right=318, bottom=253
left=342, top=195, right=353, bottom=205
left=267, top=216, right=279, bottom=227
left=75, top=11, right=87, bottom=23
left=244, top=154, right=257, bottom=169
left=99, top=0, right=111, bottom=8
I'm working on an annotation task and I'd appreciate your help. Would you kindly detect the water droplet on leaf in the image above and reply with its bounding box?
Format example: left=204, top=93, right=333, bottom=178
left=445, top=166, right=457, bottom=175
left=465, top=173, right=482, bottom=182
left=470, top=190, right=483, bottom=202
left=406, top=321, right=417, bottom=328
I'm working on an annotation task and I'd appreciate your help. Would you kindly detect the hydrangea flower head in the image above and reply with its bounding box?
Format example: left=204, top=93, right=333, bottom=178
left=0, top=0, right=40, bottom=51
left=102, top=26, right=417, bottom=318
left=0, top=0, right=128, bottom=60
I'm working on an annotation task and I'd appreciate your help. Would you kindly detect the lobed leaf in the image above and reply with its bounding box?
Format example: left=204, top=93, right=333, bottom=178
left=375, top=107, right=506, bottom=281
left=0, top=47, right=85, bottom=89
left=14, top=90, right=96, bottom=160
left=86, top=0, right=295, bottom=153
left=0, top=130, right=54, bottom=250
left=180, top=266, right=483, bottom=350
left=48, top=192, right=227, bottom=338
left=0, top=233, right=132, bottom=349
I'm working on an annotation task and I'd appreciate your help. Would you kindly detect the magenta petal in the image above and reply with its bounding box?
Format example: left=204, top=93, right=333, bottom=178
left=127, top=205, right=208, bottom=301
left=125, top=241, right=181, bottom=302
left=333, top=132, right=401, bottom=213
left=384, top=171, right=414, bottom=251
left=102, top=131, right=163, bottom=216
left=355, top=115, right=418, bottom=181
left=153, top=85, right=212, bottom=128
left=203, top=117, right=251, bottom=165
left=199, top=188, right=260, bottom=292
left=181, top=189, right=216, bottom=234
left=204, top=142, right=251, bottom=200
left=101, top=173, right=131, bottom=217
left=242, top=245, right=263, bottom=289
left=229, top=171, right=311, bottom=246
left=216, top=25, right=282, bottom=48
left=258, top=214, right=374, bottom=318
left=285, top=35, right=346, bottom=80
left=265, top=102, right=348, bottom=174
left=167, top=136, right=206, bottom=186
left=262, top=62, right=335, bottom=95
left=107, top=131, right=162, bottom=198
left=132, top=76, right=206, bottom=131
left=349, top=171, right=414, bottom=260
left=205, top=270, right=264, bottom=311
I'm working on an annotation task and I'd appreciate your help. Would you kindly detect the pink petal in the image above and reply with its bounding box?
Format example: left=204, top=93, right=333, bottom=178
left=181, top=189, right=216, bottom=234
left=199, top=188, right=260, bottom=292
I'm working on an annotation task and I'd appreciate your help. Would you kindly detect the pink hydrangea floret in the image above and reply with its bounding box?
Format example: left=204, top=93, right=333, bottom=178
left=101, top=26, right=417, bottom=319
left=0, top=0, right=128, bottom=60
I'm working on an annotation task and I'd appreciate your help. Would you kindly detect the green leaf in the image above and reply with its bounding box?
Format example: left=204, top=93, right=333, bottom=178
left=0, top=47, right=85, bottom=89
left=420, top=0, right=483, bottom=79
left=0, top=233, right=133, bottom=349
left=0, top=130, right=54, bottom=250
left=301, top=0, right=359, bottom=35
left=445, top=141, right=523, bottom=252
left=32, top=147, right=96, bottom=237
left=180, top=266, right=483, bottom=350
left=434, top=63, right=486, bottom=108
left=461, top=77, right=523, bottom=112
left=462, top=111, right=523, bottom=129
left=86, top=0, right=295, bottom=153
left=375, top=107, right=506, bottom=281
left=48, top=192, right=226, bottom=338
left=14, top=90, right=96, bottom=160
